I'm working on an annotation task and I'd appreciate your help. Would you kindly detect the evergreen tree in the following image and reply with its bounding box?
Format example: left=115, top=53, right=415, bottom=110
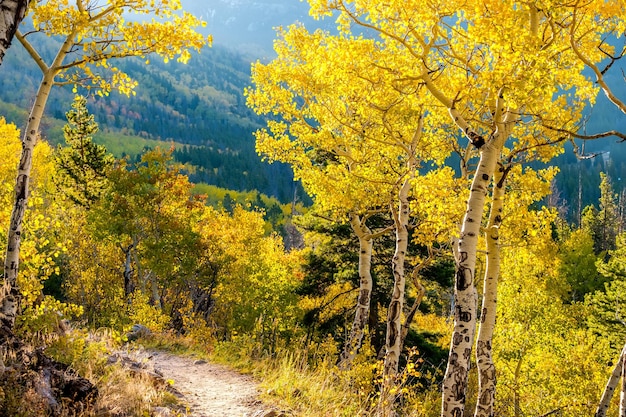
left=222, top=193, right=235, bottom=214
left=581, top=173, right=620, bottom=255
left=586, top=233, right=626, bottom=349
left=597, top=173, right=620, bottom=253
left=54, top=95, right=113, bottom=209
left=558, top=228, right=602, bottom=301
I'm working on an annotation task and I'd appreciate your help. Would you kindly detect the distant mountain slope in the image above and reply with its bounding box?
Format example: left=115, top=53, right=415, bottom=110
left=180, top=0, right=335, bottom=57
left=0, top=33, right=302, bottom=203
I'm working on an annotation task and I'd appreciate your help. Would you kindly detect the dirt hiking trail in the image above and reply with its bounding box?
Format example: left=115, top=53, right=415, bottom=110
left=127, top=349, right=283, bottom=417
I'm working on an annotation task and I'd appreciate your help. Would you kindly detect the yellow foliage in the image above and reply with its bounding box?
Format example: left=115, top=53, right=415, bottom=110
left=411, top=167, right=468, bottom=245
left=0, top=118, right=85, bottom=337
left=412, top=313, right=452, bottom=350
left=495, top=225, right=611, bottom=416
left=299, top=281, right=355, bottom=324
left=26, top=0, right=211, bottom=97
left=247, top=24, right=453, bottom=222
left=203, top=207, right=304, bottom=335
left=127, top=292, right=170, bottom=333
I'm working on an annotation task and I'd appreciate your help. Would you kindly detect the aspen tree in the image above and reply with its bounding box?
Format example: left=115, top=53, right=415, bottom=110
left=247, top=26, right=455, bottom=388
left=248, top=27, right=398, bottom=367
left=341, top=212, right=388, bottom=369
left=0, top=0, right=209, bottom=341
left=474, top=164, right=508, bottom=417
left=308, top=1, right=604, bottom=415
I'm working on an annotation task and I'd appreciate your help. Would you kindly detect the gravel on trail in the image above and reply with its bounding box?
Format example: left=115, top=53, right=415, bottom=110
left=124, top=349, right=282, bottom=417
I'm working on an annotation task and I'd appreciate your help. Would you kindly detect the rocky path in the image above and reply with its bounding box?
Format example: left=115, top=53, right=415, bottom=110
left=125, top=349, right=279, bottom=417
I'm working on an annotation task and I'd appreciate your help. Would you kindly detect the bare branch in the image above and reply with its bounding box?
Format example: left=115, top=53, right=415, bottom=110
left=542, top=123, right=626, bottom=142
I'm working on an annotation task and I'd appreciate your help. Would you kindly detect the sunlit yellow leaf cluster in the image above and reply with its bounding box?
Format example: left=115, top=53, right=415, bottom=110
left=0, top=118, right=83, bottom=330
left=410, top=167, right=468, bottom=245
left=26, top=0, right=211, bottom=97
left=203, top=206, right=304, bottom=334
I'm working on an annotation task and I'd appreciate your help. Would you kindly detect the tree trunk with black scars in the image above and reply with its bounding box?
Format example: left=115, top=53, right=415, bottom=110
left=0, top=25, right=100, bottom=413
left=1, top=26, right=77, bottom=340
left=377, top=167, right=412, bottom=416
left=474, top=164, right=507, bottom=417
left=441, top=89, right=511, bottom=417
left=121, top=244, right=135, bottom=299
left=441, top=146, right=490, bottom=417
left=339, top=213, right=375, bottom=369
left=383, top=172, right=412, bottom=378
left=383, top=119, right=423, bottom=382
left=378, top=121, right=423, bottom=415
left=595, top=346, right=623, bottom=417
left=0, top=0, right=29, bottom=65
left=1, top=68, right=57, bottom=340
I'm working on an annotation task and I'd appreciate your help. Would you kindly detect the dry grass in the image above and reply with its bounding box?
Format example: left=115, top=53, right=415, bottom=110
left=0, top=327, right=187, bottom=417
left=211, top=335, right=378, bottom=416
left=91, top=363, right=169, bottom=416
left=209, top=333, right=446, bottom=417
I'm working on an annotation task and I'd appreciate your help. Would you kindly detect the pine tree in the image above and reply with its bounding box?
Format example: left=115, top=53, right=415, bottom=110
left=54, top=95, right=113, bottom=209
left=582, top=173, right=619, bottom=255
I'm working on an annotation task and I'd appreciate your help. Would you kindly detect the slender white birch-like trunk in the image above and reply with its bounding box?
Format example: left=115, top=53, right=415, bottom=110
left=378, top=120, right=423, bottom=416
left=596, top=363, right=621, bottom=417
left=383, top=170, right=412, bottom=377
left=1, top=32, right=73, bottom=340
left=339, top=213, right=374, bottom=369
left=382, top=118, right=423, bottom=381
left=474, top=164, right=507, bottom=417
left=596, top=343, right=626, bottom=416
left=0, top=0, right=29, bottom=65
left=1, top=70, right=55, bottom=338
left=441, top=143, right=494, bottom=417
left=378, top=165, right=412, bottom=417
left=441, top=92, right=510, bottom=417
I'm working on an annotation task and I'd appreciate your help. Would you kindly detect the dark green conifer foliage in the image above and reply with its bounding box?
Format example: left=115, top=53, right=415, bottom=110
left=54, top=95, right=113, bottom=208
left=581, top=173, right=620, bottom=255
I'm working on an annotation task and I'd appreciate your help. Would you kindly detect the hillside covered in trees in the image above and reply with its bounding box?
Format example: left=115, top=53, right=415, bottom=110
left=1, top=0, right=626, bottom=417
left=0, top=29, right=302, bottom=203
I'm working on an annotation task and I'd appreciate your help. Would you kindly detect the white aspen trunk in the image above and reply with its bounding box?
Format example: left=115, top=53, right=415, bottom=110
left=339, top=214, right=374, bottom=369
left=383, top=172, right=412, bottom=377
left=378, top=118, right=423, bottom=416
left=442, top=140, right=502, bottom=417
left=0, top=69, right=55, bottom=338
left=474, top=165, right=507, bottom=417
left=621, top=358, right=626, bottom=417
left=441, top=89, right=512, bottom=417
left=382, top=118, right=423, bottom=381
left=378, top=168, right=412, bottom=417
left=1, top=32, right=73, bottom=340
left=0, top=0, right=29, bottom=65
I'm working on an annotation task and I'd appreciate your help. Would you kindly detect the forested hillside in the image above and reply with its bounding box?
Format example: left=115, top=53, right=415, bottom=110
left=0, top=29, right=301, bottom=203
